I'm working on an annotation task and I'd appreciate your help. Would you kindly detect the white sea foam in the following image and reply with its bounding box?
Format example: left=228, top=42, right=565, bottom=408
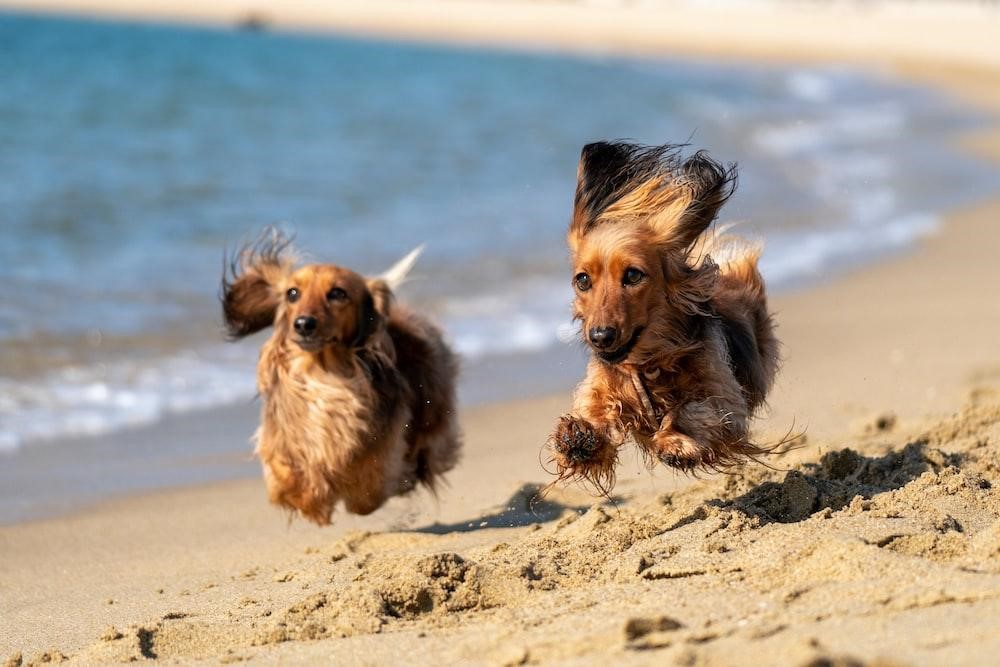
left=760, top=214, right=939, bottom=285
left=0, top=346, right=258, bottom=452
left=439, top=278, right=574, bottom=359
left=753, top=104, right=905, bottom=156
left=785, top=70, right=837, bottom=104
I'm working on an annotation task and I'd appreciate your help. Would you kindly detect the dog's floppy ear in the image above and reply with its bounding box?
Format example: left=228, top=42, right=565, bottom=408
left=221, top=228, right=296, bottom=339
left=572, top=141, right=679, bottom=235
left=569, top=142, right=736, bottom=250
left=662, top=151, right=738, bottom=250
left=355, top=279, right=393, bottom=347
left=353, top=244, right=421, bottom=347
left=571, top=141, right=694, bottom=236
left=572, top=141, right=634, bottom=234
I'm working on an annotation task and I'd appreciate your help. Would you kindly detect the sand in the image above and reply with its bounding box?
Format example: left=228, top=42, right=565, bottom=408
left=3, top=2, right=1000, bottom=665
left=5, top=393, right=1000, bottom=665
left=35, top=402, right=1000, bottom=665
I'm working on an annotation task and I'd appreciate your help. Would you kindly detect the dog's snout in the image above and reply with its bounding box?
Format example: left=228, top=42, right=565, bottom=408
left=294, top=315, right=318, bottom=336
left=588, top=326, right=618, bottom=349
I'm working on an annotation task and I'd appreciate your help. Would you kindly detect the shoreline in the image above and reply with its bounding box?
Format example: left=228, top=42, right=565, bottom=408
left=2, top=3, right=999, bottom=664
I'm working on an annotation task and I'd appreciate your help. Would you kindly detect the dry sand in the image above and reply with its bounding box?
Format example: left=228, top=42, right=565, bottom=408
left=21, top=402, right=1000, bottom=666
left=2, top=2, right=1000, bottom=665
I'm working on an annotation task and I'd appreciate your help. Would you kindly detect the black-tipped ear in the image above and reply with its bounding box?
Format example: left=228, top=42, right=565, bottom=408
left=574, top=142, right=633, bottom=225
left=670, top=151, right=738, bottom=248
left=355, top=279, right=393, bottom=348
left=220, top=228, right=295, bottom=339
left=571, top=141, right=685, bottom=235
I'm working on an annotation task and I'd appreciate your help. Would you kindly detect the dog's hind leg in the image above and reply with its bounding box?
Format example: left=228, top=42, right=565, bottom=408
left=341, top=449, right=392, bottom=516
left=343, top=492, right=385, bottom=516
left=407, top=417, right=461, bottom=495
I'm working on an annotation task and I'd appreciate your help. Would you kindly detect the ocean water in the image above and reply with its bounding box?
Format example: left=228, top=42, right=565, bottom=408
left=0, top=12, right=996, bottom=453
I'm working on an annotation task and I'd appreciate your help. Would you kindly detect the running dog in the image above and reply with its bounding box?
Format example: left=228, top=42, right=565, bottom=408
left=549, top=141, right=780, bottom=493
left=222, top=230, right=461, bottom=524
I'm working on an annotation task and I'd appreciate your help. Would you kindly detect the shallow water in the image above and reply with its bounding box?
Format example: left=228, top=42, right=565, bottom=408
left=0, top=12, right=996, bottom=453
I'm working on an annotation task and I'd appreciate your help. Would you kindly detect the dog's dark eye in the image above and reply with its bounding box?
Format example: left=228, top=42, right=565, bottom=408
left=574, top=272, right=592, bottom=292
left=286, top=287, right=299, bottom=303
left=327, top=287, right=348, bottom=302
left=623, top=268, right=645, bottom=286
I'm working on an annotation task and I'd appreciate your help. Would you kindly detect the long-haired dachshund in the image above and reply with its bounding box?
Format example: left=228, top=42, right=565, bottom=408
left=222, top=230, right=461, bottom=525
left=549, top=141, right=780, bottom=493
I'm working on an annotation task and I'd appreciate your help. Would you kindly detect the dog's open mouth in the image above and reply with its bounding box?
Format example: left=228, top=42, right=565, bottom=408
left=595, top=327, right=644, bottom=364
left=295, top=336, right=338, bottom=352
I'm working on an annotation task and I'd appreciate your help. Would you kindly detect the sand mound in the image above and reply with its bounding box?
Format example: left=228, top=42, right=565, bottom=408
left=30, top=402, right=1000, bottom=665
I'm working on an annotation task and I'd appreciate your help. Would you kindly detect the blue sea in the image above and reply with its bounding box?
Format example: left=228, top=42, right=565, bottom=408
left=0, top=12, right=996, bottom=455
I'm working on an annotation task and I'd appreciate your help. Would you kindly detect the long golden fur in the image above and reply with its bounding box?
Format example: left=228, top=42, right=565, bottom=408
left=222, top=230, right=461, bottom=525
left=548, top=141, right=780, bottom=493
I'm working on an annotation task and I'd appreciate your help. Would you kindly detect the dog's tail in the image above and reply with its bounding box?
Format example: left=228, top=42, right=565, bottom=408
left=693, top=224, right=762, bottom=284
left=697, top=224, right=780, bottom=409
left=381, top=245, right=424, bottom=291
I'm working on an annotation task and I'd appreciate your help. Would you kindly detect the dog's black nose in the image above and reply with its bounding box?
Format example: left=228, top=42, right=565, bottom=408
left=588, top=326, right=618, bottom=349
left=294, top=315, right=318, bottom=336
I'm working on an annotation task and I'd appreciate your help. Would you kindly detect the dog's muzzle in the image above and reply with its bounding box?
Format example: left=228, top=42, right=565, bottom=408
left=588, top=326, right=618, bottom=349
left=294, top=315, right=318, bottom=336
left=593, top=327, right=644, bottom=364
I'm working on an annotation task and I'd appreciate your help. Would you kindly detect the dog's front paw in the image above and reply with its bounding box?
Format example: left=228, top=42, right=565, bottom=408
left=548, top=415, right=618, bottom=492
left=552, top=415, right=603, bottom=464
left=650, top=430, right=709, bottom=471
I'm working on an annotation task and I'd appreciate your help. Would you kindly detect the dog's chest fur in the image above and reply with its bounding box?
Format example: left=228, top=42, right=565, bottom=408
left=254, top=339, right=394, bottom=478
left=597, top=321, right=734, bottom=435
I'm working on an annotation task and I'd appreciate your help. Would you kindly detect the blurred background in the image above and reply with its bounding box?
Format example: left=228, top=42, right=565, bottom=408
left=1, top=0, right=997, bottom=522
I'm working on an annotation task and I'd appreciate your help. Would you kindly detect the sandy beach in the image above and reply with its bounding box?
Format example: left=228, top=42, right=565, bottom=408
left=2, top=2, right=1000, bottom=665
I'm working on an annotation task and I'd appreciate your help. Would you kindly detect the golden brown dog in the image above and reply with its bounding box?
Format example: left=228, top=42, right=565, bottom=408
left=222, top=230, right=461, bottom=524
left=549, top=141, right=780, bottom=493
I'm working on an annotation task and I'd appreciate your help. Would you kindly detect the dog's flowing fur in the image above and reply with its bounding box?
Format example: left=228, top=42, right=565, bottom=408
left=549, top=142, right=780, bottom=493
left=222, top=230, right=461, bottom=525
